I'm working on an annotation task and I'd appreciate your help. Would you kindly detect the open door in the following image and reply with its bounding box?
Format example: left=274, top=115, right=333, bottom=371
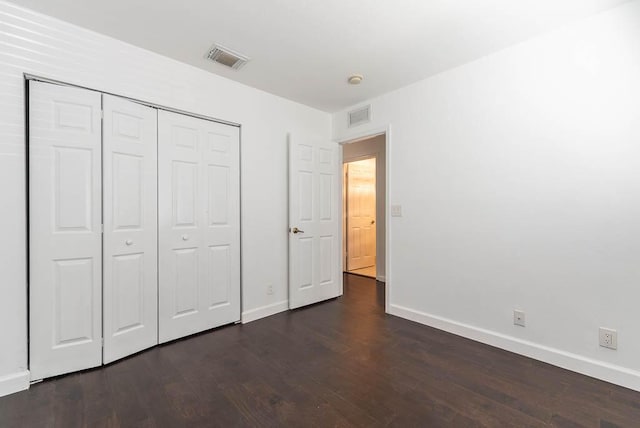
left=288, top=134, right=342, bottom=309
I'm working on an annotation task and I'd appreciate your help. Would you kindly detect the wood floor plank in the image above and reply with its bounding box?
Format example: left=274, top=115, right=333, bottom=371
left=1, top=273, right=640, bottom=427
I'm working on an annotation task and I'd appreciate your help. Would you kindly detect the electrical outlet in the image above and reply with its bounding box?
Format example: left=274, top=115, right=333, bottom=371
left=267, top=284, right=274, bottom=295
left=513, top=310, right=525, bottom=327
left=390, top=205, right=402, bottom=217
left=599, top=327, right=617, bottom=350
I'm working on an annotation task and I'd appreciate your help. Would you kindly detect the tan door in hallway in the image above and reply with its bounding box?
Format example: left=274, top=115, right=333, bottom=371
left=346, top=158, right=376, bottom=271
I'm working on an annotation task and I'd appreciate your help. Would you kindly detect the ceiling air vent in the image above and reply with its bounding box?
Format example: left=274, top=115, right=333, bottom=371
left=348, top=105, right=371, bottom=128
left=206, top=44, right=249, bottom=70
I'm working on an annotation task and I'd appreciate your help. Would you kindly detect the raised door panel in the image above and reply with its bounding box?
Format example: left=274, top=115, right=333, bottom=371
left=111, top=254, right=144, bottom=334
left=53, top=258, right=95, bottom=347
left=111, top=153, right=143, bottom=230
left=173, top=161, right=199, bottom=227
left=53, top=147, right=94, bottom=231
left=102, top=94, right=157, bottom=364
left=298, top=237, right=314, bottom=289
left=29, top=81, right=102, bottom=380
left=207, top=165, right=229, bottom=226
left=207, top=245, right=231, bottom=308
left=173, top=247, right=199, bottom=317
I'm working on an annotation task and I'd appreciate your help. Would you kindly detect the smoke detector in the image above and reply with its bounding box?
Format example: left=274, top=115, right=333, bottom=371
left=348, top=74, right=364, bottom=85
left=206, top=44, right=250, bottom=70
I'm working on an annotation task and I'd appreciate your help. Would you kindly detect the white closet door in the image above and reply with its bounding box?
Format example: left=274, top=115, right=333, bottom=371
left=102, top=95, right=158, bottom=363
left=29, top=81, right=103, bottom=380
left=158, top=110, right=240, bottom=343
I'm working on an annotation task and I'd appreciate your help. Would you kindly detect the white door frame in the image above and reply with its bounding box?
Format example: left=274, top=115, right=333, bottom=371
left=337, top=125, right=392, bottom=313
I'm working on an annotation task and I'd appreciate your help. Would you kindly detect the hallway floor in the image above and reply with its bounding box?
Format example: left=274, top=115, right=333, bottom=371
left=347, top=265, right=376, bottom=278
left=1, top=274, right=639, bottom=427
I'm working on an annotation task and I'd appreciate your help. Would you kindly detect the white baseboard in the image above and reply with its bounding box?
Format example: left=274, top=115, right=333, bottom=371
left=388, top=303, right=640, bottom=392
left=242, top=300, right=289, bottom=324
left=0, top=370, right=30, bottom=398
left=376, top=275, right=386, bottom=282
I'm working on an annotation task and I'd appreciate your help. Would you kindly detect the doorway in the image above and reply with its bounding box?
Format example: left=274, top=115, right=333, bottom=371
left=342, top=134, right=386, bottom=282
left=344, top=157, right=376, bottom=277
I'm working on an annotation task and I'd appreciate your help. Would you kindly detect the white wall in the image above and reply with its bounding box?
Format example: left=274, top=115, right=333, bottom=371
left=342, top=135, right=386, bottom=281
left=0, top=1, right=330, bottom=396
left=334, top=1, right=640, bottom=391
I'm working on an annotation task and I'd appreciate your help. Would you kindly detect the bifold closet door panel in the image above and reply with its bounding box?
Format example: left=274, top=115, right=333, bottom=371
left=29, top=81, right=103, bottom=380
left=158, top=110, right=240, bottom=343
left=102, top=95, right=158, bottom=364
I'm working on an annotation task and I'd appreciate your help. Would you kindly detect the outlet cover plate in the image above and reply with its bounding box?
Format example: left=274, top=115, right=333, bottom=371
left=599, top=327, right=618, bottom=350
left=513, top=310, right=525, bottom=327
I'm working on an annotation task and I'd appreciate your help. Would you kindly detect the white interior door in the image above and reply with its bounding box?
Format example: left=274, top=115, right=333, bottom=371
left=102, top=95, right=158, bottom=363
left=29, top=81, right=103, bottom=380
left=158, top=110, right=240, bottom=343
left=346, top=158, right=376, bottom=271
left=288, top=135, right=342, bottom=309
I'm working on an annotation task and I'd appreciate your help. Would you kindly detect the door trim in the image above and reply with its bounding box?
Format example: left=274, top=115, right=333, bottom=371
left=337, top=125, right=392, bottom=313
left=24, top=73, right=240, bottom=128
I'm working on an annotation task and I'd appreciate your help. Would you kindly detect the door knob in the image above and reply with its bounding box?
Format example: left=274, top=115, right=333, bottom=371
left=182, top=235, right=189, bottom=241
left=125, top=239, right=133, bottom=246
left=291, top=227, right=304, bottom=234
left=371, top=220, right=375, bottom=225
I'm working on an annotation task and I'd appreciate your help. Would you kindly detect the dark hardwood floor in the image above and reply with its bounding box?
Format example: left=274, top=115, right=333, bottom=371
left=2, top=274, right=640, bottom=427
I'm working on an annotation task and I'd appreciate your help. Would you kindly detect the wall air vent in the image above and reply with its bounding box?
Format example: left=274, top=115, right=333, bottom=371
left=348, top=105, right=371, bottom=128
left=206, top=44, right=250, bottom=70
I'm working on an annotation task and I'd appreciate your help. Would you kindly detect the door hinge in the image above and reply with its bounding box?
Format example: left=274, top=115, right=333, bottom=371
left=101, top=110, right=104, bottom=120
left=100, top=224, right=104, bottom=234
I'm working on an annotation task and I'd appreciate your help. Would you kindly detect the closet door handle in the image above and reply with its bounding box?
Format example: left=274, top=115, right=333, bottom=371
left=125, top=239, right=133, bottom=246
left=182, top=235, right=189, bottom=241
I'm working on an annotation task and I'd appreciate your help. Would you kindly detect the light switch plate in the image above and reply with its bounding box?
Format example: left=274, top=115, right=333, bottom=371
left=391, top=205, right=402, bottom=217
